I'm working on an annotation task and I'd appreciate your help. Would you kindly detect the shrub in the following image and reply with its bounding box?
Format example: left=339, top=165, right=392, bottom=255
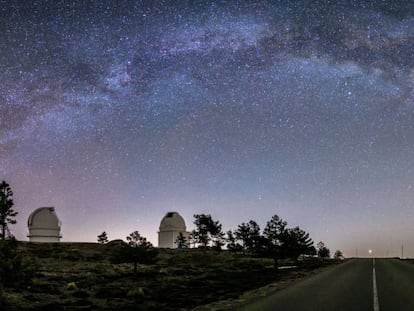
left=127, top=287, right=146, bottom=298
left=65, top=282, right=77, bottom=291
left=110, top=244, right=158, bottom=274
left=0, top=238, right=38, bottom=288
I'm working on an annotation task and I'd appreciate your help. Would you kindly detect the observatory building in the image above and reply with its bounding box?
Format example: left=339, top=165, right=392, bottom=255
left=27, top=207, right=62, bottom=242
left=158, top=211, right=189, bottom=248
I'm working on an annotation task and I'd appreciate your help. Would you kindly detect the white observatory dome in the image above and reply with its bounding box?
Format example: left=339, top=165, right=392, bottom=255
left=28, top=207, right=62, bottom=242
left=158, top=212, right=189, bottom=248
left=159, top=211, right=186, bottom=232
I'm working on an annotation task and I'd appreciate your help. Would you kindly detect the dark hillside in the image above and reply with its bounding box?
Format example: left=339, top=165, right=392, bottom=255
left=2, top=242, right=337, bottom=310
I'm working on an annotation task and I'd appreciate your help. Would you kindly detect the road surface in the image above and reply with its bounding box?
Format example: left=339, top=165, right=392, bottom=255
left=237, top=258, right=414, bottom=311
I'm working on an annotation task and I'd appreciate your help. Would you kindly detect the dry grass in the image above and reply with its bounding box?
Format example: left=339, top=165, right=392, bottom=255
left=2, top=242, right=338, bottom=310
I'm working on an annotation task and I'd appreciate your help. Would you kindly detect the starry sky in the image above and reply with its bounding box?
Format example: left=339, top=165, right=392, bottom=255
left=1, top=0, right=414, bottom=257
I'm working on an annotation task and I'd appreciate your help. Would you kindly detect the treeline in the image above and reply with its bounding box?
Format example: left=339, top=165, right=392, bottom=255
left=185, top=213, right=331, bottom=268
left=98, top=213, right=335, bottom=270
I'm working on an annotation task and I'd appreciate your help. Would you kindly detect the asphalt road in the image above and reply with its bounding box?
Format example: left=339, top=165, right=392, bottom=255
left=237, top=258, right=414, bottom=311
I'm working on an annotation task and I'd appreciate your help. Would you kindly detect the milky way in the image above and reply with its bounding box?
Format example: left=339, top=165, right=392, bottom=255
left=1, top=0, right=414, bottom=257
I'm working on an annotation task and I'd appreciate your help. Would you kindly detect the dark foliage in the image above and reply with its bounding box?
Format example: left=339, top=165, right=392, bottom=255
left=262, top=215, right=288, bottom=268
left=126, top=231, right=153, bottom=248
left=0, top=181, right=17, bottom=239
left=175, top=232, right=188, bottom=249
left=191, top=214, right=224, bottom=249
left=317, top=241, right=331, bottom=258
left=0, top=238, right=37, bottom=288
left=226, top=230, right=243, bottom=252
left=234, top=220, right=262, bottom=255
left=97, top=231, right=109, bottom=244
left=111, top=231, right=157, bottom=274
left=281, top=226, right=315, bottom=260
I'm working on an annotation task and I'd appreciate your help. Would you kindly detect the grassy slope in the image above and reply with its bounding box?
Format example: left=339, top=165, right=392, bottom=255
left=3, top=242, right=337, bottom=311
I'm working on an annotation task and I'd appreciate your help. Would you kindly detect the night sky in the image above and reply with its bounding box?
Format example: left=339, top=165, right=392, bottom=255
left=1, top=0, right=414, bottom=257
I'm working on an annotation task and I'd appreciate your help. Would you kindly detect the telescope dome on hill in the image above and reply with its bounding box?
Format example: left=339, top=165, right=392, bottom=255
left=158, top=211, right=189, bottom=248
left=27, top=207, right=62, bottom=242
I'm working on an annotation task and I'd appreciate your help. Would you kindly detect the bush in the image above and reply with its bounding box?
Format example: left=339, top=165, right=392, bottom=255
left=0, top=238, right=38, bottom=288
left=127, top=287, right=146, bottom=298
left=65, top=282, right=77, bottom=291
left=110, top=244, right=158, bottom=274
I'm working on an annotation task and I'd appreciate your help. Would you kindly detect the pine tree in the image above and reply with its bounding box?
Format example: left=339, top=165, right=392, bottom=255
left=175, top=232, right=188, bottom=249
left=121, top=231, right=156, bottom=273
left=0, top=181, right=17, bottom=239
left=191, top=214, right=223, bottom=248
left=263, top=214, right=288, bottom=269
left=317, top=241, right=330, bottom=258
left=97, top=231, right=109, bottom=244
left=126, top=231, right=153, bottom=248
left=226, top=230, right=242, bottom=252
left=282, top=226, right=315, bottom=260
left=235, top=220, right=261, bottom=254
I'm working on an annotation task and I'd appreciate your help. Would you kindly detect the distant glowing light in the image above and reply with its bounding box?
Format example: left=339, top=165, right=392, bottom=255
left=369, top=249, right=372, bottom=254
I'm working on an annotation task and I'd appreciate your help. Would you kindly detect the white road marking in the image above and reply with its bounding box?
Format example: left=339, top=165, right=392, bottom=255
left=373, top=258, right=380, bottom=311
left=277, top=265, right=298, bottom=270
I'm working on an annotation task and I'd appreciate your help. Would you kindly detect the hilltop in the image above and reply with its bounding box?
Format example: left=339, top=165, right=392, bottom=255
left=2, top=241, right=339, bottom=310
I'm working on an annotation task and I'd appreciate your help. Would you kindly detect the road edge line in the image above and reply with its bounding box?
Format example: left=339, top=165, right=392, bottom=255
left=373, top=258, right=380, bottom=311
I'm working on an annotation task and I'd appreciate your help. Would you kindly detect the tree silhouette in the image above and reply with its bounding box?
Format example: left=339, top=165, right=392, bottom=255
left=263, top=214, right=288, bottom=269
left=126, top=231, right=153, bottom=248
left=97, top=231, right=109, bottom=244
left=212, top=230, right=225, bottom=251
left=282, top=226, right=315, bottom=260
left=317, top=241, right=330, bottom=258
left=111, top=231, right=156, bottom=274
left=235, top=220, right=261, bottom=255
left=0, top=181, right=17, bottom=240
left=191, top=214, right=223, bottom=248
left=226, top=230, right=242, bottom=252
left=175, top=232, right=188, bottom=249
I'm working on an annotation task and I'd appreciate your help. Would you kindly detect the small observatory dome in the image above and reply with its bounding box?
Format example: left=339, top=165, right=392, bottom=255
left=158, top=211, right=188, bottom=248
left=27, top=207, right=62, bottom=242
left=159, top=212, right=186, bottom=232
